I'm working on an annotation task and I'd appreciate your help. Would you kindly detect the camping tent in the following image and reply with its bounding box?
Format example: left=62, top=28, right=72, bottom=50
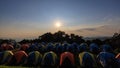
left=41, top=51, right=57, bottom=67
left=27, top=51, right=42, bottom=66
left=78, top=52, right=97, bottom=68
left=60, top=52, right=75, bottom=68
left=89, top=43, right=99, bottom=54
left=1, top=51, right=13, bottom=65
left=12, top=50, right=28, bottom=65
left=97, top=52, right=117, bottom=68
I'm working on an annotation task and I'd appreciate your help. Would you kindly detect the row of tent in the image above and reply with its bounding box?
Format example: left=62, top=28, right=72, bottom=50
left=0, top=50, right=120, bottom=68
left=0, top=42, right=114, bottom=54
left=0, top=42, right=120, bottom=68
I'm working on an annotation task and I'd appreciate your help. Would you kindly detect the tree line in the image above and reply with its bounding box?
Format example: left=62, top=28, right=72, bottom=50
left=0, top=31, right=120, bottom=51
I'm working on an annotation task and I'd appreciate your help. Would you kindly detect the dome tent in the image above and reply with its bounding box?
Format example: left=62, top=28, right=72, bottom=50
left=37, top=44, right=45, bottom=54
left=27, top=44, right=38, bottom=52
left=11, top=50, right=28, bottom=65
left=20, top=44, right=29, bottom=51
left=66, top=44, right=74, bottom=53
left=0, top=43, right=7, bottom=51
left=46, top=43, right=54, bottom=52
left=62, top=43, right=69, bottom=52
left=89, top=43, right=99, bottom=54
left=59, top=52, right=75, bottom=68
left=27, top=51, right=42, bottom=66
left=101, top=44, right=113, bottom=52
left=0, top=43, right=14, bottom=51
left=41, top=51, right=58, bottom=68
left=71, top=43, right=79, bottom=53
left=1, top=51, right=13, bottom=65
left=0, top=52, right=3, bottom=62
left=55, top=43, right=63, bottom=56
left=116, top=53, right=120, bottom=60
left=5, top=44, right=14, bottom=50
left=78, top=52, right=97, bottom=68
left=115, top=53, right=120, bottom=68
left=77, top=43, right=88, bottom=53
left=97, top=52, right=118, bottom=68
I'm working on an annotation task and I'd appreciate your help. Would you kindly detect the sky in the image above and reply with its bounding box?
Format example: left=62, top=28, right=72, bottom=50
left=0, top=0, right=120, bottom=40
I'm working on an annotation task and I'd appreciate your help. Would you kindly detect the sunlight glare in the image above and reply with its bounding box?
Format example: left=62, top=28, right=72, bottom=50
left=55, top=21, right=61, bottom=28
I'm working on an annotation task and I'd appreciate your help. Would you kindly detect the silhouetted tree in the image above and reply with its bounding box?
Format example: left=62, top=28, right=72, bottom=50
left=19, top=39, right=31, bottom=44
left=39, top=32, right=53, bottom=43
left=91, top=39, right=103, bottom=46
left=53, top=31, right=65, bottom=42
left=110, top=33, right=120, bottom=50
left=37, top=31, right=84, bottom=44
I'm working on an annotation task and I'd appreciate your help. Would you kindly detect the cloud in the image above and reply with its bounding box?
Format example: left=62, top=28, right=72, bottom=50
left=72, top=24, right=120, bottom=37
left=76, top=28, right=97, bottom=32
left=75, top=25, right=106, bottom=32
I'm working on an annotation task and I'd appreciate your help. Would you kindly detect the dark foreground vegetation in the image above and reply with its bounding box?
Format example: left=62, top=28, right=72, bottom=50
left=0, top=31, right=120, bottom=68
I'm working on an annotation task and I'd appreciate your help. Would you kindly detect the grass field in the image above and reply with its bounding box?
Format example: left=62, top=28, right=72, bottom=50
left=0, top=65, right=31, bottom=68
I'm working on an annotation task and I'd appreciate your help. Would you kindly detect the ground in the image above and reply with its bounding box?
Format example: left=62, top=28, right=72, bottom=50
left=0, top=65, right=31, bottom=68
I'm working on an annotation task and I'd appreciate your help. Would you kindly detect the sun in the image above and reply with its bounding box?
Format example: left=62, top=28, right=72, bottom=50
left=55, top=21, right=61, bottom=28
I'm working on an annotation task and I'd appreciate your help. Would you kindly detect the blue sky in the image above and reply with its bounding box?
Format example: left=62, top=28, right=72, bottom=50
left=0, top=0, right=120, bottom=40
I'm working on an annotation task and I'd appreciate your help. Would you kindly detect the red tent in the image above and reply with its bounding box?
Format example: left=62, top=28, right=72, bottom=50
left=13, top=50, right=28, bottom=65
left=20, top=44, right=29, bottom=51
left=60, top=52, right=75, bottom=66
left=6, top=44, right=14, bottom=50
left=116, top=53, right=120, bottom=60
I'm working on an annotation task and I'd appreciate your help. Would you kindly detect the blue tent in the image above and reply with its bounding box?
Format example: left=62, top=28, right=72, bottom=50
left=55, top=44, right=63, bottom=55
left=77, top=43, right=88, bottom=53
left=41, top=42, right=46, bottom=46
left=97, top=52, right=117, bottom=68
left=71, top=42, right=79, bottom=53
left=90, top=43, right=99, bottom=54
left=78, top=52, right=97, bottom=68
left=0, top=52, right=3, bottom=64
left=67, top=44, right=74, bottom=53
left=102, top=44, right=113, bottom=52
left=71, top=42, right=78, bottom=49
left=46, top=43, right=54, bottom=52
left=27, top=44, right=38, bottom=52
left=62, top=43, right=69, bottom=52
left=37, top=44, right=45, bottom=54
